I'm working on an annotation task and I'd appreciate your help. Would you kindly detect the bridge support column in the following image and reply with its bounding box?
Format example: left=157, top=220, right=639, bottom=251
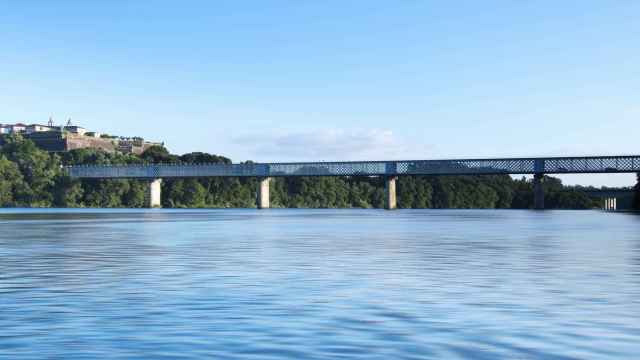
left=147, top=178, right=162, bottom=208
left=385, top=176, right=397, bottom=210
left=533, top=173, right=545, bottom=210
left=257, top=177, right=271, bottom=209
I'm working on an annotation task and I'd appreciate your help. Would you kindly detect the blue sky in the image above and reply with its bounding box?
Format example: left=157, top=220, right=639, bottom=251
left=1, top=1, right=638, bottom=186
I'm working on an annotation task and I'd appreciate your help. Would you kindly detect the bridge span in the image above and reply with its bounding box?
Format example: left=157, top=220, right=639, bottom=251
left=66, top=155, right=640, bottom=209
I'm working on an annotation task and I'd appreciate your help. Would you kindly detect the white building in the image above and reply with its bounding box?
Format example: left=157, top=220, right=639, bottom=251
left=10, top=124, right=26, bottom=133
left=64, top=125, right=87, bottom=136
left=1, top=122, right=93, bottom=137
left=26, top=124, right=54, bottom=134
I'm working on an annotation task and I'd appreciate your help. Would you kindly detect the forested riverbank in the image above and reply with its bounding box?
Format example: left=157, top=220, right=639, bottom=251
left=0, top=134, right=635, bottom=209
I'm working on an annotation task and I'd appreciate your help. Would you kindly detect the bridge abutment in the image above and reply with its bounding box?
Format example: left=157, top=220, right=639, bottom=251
left=385, top=176, right=398, bottom=210
left=147, top=178, right=162, bottom=208
left=533, top=173, right=545, bottom=210
left=257, top=177, right=271, bottom=209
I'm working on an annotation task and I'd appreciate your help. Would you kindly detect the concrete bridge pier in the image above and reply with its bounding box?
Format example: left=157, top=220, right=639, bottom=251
left=257, top=177, right=271, bottom=209
left=533, top=173, right=545, bottom=210
left=385, top=176, right=398, bottom=210
left=147, top=178, right=162, bottom=208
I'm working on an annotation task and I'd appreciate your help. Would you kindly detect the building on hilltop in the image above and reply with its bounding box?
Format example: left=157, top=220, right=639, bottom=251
left=0, top=120, right=162, bottom=155
left=10, top=124, right=27, bottom=133
left=26, top=124, right=55, bottom=134
left=2, top=122, right=52, bottom=135
left=63, top=125, right=87, bottom=136
left=0, top=123, right=28, bottom=134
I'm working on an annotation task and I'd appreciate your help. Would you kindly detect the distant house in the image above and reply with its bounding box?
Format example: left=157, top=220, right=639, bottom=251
left=26, top=124, right=55, bottom=134
left=11, top=124, right=27, bottom=133
left=0, top=125, right=10, bottom=134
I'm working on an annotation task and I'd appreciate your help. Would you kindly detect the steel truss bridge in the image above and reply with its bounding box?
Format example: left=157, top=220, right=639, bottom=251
left=67, top=155, right=640, bottom=179
left=66, top=155, right=640, bottom=210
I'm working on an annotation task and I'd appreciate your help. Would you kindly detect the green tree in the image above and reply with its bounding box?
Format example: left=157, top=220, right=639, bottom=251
left=398, top=176, right=433, bottom=208
left=82, top=180, right=128, bottom=207
left=0, top=134, right=60, bottom=206
left=165, top=179, right=185, bottom=207
left=511, top=177, right=533, bottom=209
left=0, top=155, right=24, bottom=206
left=123, top=180, right=146, bottom=207
left=53, top=176, right=84, bottom=207
left=141, top=145, right=177, bottom=163
left=182, top=179, right=207, bottom=207
left=179, top=152, right=231, bottom=164
left=550, top=191, right=596, bottom=209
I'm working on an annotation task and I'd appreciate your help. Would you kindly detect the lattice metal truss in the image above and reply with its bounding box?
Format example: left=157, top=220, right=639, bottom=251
left=66, top=156, right=640, bottom=179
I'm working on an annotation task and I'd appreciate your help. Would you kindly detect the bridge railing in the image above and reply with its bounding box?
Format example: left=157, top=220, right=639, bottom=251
left=66, top=163, right=270, bottom=179
left=65, top=155, right=640, bottom=179
left=542, top=157, right=639, bottom=173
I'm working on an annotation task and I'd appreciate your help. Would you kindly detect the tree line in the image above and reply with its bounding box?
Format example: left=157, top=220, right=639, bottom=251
left=0, top=134, right=636, bottom=209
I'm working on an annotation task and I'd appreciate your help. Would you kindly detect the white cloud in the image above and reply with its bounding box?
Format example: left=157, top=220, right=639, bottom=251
left=233, top=129, right=433, bottom=162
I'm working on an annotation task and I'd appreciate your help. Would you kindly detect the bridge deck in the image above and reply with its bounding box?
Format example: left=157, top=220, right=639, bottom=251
left=66, top=155, right=640, bottom=179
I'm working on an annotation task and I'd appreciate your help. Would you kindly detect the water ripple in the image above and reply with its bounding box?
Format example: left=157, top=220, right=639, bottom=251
left=0, top=209, right=639, bottom=359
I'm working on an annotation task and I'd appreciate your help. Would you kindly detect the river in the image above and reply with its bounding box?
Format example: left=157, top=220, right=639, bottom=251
left=1, top=209, right=639, bottom=359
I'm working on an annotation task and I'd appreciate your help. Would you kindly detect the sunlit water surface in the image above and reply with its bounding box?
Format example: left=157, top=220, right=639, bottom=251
left=1, top=209, right=639, bottom=359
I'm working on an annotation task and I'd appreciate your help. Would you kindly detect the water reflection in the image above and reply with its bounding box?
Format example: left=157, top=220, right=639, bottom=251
left=0, top=209, right=639, bottom=359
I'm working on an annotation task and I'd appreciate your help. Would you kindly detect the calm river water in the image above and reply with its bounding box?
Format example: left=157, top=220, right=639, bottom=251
left=0, top=209, right=639, bottom=359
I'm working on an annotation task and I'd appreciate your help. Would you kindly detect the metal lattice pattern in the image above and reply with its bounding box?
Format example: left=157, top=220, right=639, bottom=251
left=67, top=155, right=640, bottom=179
